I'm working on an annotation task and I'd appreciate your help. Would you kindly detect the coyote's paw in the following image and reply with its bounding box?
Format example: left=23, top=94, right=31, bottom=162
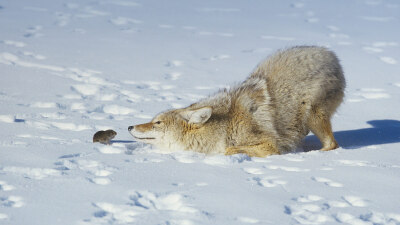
left=320, top=141, right=339, bottom=151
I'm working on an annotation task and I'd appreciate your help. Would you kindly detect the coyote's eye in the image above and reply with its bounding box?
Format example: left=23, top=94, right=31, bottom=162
left=154, top=121, right=162, bottom=125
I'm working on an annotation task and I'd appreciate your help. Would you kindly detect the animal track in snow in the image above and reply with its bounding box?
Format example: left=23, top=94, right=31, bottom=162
left=71, top=84, right=100, bottom=96
left=0, top=115, right=17, bottom=123
left=327, top=200, right=350, bottom=208
left=30, top=101, right=58, bottom=108
left=2, top=40, right=26, bottom=47
left=164, top=72, right=182, bottom=80
left=243, top=167, right=264, bottom=175
left=0, top=181, right=15, bottom=191
left=266, top=165, right=310, bottom=172
left=23, top=6, right=48, bottom=11
left=117, top=89, right=143, bottom=102
left=218, top=32, right=235, bottom=37
left=194, top=86, right=215, bottom=90
left=88, top=202, right=138, bottom=224
left=22, top=51, right=46, bottom=60
left=379, top=56, right=397, bottom=64
left=363, top=41, right=398, bottom=56
left=66, top=68, right=111, bottom=86
left=25, top=120, right=51, bottom=130
left=329, top=33, right=350, bottom=39
left=0, top=52, right=64, bottom=72
left=182, top=25, right=196, bottom=30
left=130, top=157, right=164, bottom=163
left=51, top=122, right=91, bottom=131
left=289, top=201, right=400, bottom=225
left=291, top=2, right=305, bottom=8
left=252, top=176, right=287, bottom=188
left=236, top=217, right=260, bottom=224
left=203, top=54, right=231, bottom=61
left=335, top=213, right=370, bottom=225
left=18, top=134, right=62, bottom=142
left=342, top=196, right=368, bottom=207
left=56, top=159, right=115, bottom=185
left=83, top=190, right=197, bottom=224
left=159, top=24, right=174, bottom=29
left=82, top=7, right=109, bottom=17
left=59, top=6, right=108, bottom=25
left=285, top=197, right=331, bottom=224
left=293, top=195, right=323, bottom=203
left=109, top=17, right=142, bottom=26
left=170, top=153, right=197, bottom=164
left=336, top=159, right=371, bottom=167
left=311, top=176, right=344, bottom=187
left=1, top=196, right=25, bottom=208
left=349, top=88, right=390, bottom=102
left=40, top=112, right=67, bottom=120
left=360, top=212, right=400, bottom=225
left=1, top=166, right=60, bottom=180
left=102, top=104, right=136, bottom=115
left=24, top=25, right=43, bottom=38
left=306, top=17, right=319, bottom=23
left=285, top=192, right=376, bottom=225
left=63, top=160, right=114, bottom=175
left=129, top=190, right=197, bottom=213
left=326, top=25, right=340, bottom=31
left=363, top=46, right=383, bottom=53
left=372, top=41, right=399, bottom=48
left=165, top=60, right=184, bottom=67
left=156, top=92, right=181, bottom=102
left=55, top=12, right=71, bottom=27
left=195, top=182, right=208, bottom=187
left=197, top=31, right=213, bottom=36
left=70, top=102, right=86, bottom=111
left=123, top=80, right=174, bottom=91
left=62, top=94, right=82, bottom=100
left=89, top=177, right=111, bottom=185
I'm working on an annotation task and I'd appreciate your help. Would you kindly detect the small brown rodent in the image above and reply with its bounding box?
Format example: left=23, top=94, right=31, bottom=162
left=93, top=129, right=117, bottom=145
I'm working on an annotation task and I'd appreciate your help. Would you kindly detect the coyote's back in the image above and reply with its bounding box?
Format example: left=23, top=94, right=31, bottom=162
left=129, top=46, right=345, bottom=157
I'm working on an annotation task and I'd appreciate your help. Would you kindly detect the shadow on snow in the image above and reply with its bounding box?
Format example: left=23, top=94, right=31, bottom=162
left=111, top=140, right=135, bottom=144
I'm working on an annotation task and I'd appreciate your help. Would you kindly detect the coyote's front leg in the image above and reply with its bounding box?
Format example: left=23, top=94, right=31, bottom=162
left=225, top=141, right=280, bottom=158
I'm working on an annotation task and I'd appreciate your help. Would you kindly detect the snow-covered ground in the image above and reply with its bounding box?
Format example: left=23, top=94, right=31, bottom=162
left=1, top=0, right=400, bottom=224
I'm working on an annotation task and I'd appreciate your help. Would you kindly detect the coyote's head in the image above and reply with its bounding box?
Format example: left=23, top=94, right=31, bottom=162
left=128, top=107, right=213, bottom=151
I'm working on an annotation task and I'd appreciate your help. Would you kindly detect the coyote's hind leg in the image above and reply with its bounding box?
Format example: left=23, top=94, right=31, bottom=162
left=308, top=106, right=339, bottom=151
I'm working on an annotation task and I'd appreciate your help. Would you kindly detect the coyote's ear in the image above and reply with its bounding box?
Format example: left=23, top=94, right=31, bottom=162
left=179, top=107, right=212, bottom=124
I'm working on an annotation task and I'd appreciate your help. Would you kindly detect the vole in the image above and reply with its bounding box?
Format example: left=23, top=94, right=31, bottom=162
left=93, top=129, right=117, bottom=145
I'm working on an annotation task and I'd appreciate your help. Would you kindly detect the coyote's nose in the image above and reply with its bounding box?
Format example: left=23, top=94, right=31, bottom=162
left=128, top=126, right=134, bottom=131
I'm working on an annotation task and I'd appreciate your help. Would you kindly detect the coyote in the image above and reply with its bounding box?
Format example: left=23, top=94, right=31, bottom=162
left=129, top=46, right=345, bottom=157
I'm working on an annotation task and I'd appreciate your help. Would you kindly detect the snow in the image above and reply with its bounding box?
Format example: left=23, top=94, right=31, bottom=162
left=0, top=0, right=400, bottom=224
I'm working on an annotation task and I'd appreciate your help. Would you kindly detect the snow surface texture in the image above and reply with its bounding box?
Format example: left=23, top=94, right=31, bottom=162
left=1, top=0, right=400, bottom=224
